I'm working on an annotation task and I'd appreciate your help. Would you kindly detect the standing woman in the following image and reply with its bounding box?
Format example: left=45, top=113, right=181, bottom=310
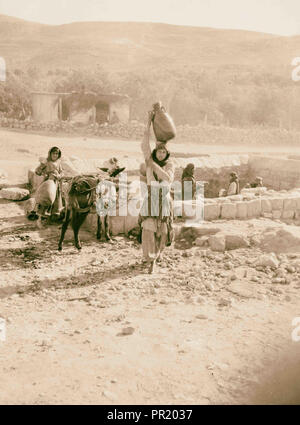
left=181, top=163, right=196, bottom=200
left=139, top=112, right=175, bottom=274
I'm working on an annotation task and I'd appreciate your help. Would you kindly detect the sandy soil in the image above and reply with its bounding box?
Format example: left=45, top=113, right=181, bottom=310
left=1, top=128, right=299, bottom=184
left=1, top=129, right=300, bottom=405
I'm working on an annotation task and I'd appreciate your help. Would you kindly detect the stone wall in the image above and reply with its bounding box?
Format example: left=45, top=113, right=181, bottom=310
left=82, top=188, right=300, bottom=237
left=203, top=188, right=300, bottom=221
left=27, top=154, right=252, bottom=198
left=3, top=116, right=300, bottom=147
left=173, top=155, right=252, bottom=198
left=0, top=116, right=146, bottom=139
left=249, top=156, right=300, bottom=191
left=25, top=155, right=300, bottom=236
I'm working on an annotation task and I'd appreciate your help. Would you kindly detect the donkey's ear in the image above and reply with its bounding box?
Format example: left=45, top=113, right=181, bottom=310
left=110, top=167, right=126, bottom=177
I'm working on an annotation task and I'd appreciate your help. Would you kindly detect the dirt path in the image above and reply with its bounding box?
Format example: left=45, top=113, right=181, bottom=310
left=1, top=198, right=300, bottom=404
left=1, top=129, right=300, bottom=404
left=1, top=128, right=300, bottom=184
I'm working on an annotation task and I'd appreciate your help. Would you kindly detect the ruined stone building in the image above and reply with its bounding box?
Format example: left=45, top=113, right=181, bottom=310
left=31, top=91, right=130, bottom=124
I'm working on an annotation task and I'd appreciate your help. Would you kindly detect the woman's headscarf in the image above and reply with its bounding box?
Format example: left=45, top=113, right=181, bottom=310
left=151, top=143, right=170, bottom=168
left=47, top=146, right=62, bottom=161
left=182, top=163, right=195, bottom=179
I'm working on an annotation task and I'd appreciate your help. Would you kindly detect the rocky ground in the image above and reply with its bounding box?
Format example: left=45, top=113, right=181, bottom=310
left=1, top=197, right=300, bottom=404
left=1, top=128, right=300, bottom=405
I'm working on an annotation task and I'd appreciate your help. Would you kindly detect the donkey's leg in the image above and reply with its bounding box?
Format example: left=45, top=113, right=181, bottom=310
left=58, top=208, right=71, bottom=251
left=99, top=216, right=105, bottom=240
left=97, top=215, right=101, bottom=240
left=104, top=215, right=111, bottom=241
left=72, top=211, right=89, bottom=250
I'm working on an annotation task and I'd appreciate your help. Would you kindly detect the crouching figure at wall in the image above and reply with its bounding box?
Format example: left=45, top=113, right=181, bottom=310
left=219, top=172, right=240, bottom=197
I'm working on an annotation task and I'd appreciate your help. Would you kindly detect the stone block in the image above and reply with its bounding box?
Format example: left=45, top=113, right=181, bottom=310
left=204, top=203, right=220, bottom=221
left=221, top=203, right=237, bottom=219
left=263, top=213, right=273, bottom=219
left=209, top=234, right=226, bottom=252
left=173, top=200, right=204, bottom=220
left=182, top=200, right=204, bottom=220
left=261, top=199, right=272, bottom=213
left=283, top=198, right=297, bottom=211
left=271, top=198, right=283, bottom=210
left=281, top=210, right=295, bottom=219
left=236, top=202, right=248, bottom=219
left=111, top=216, right=126, bottom=235
left=247, top=199, right=261, bottom=217
left=0, top=187, right=30, bottom=201
left=272, top=210, right=282, bottom=219
left=124, top=214, right=139, bottom=235
left=181, top=225, right=221, bottom=239
left=225, top=234, right=250, bottom=250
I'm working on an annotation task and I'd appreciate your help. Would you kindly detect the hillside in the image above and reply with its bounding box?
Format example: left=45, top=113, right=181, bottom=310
left=0, top=14, right=298, bottom=75
left=1, top=14, right=300, bottom=129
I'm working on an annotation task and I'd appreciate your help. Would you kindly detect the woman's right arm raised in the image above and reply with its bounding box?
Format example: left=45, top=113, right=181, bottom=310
left=141, top=111, right=153, bottom=160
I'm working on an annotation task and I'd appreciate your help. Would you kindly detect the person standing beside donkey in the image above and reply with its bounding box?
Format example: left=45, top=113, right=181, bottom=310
left=139, top=104, right=176, bottom=274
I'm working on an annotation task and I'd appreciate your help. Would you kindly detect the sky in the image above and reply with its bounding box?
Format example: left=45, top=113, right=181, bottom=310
left=0, top=0, right=299, bottom=36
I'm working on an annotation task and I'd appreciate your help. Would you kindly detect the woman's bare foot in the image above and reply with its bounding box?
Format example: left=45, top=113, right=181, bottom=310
left=148, top=260, right=156, bottom=274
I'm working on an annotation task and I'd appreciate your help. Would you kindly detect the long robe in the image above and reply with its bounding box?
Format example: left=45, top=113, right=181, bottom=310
left=139, top=130, right=174, bottom=262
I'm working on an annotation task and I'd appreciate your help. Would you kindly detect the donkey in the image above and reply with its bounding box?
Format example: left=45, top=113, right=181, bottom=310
left=58, top=175, right=100, bottom=251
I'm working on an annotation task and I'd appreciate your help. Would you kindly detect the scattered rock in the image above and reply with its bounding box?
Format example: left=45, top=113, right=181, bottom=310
left=195, top=314, right=208, bottom=320
left=209, top=235, right=226, bottom=252
left=117, top=326, right=135, bottom=336
left=195, top=296, right=205, bottom=304
left=251, top=276, right=259, bottom=283
left=227, top=281, right=255, bottom=299
left=225, top=234, right=250, bottom=250
left=195, top=237, right=209, bottom=247
left=218, top=297, right=232, bottom=307
left=182, top=251, right=193, bottom=257
left=259, top=227, right=300, bottom=254
left=0, top=187, right=30, bottom=201
left=272, top=277, right=285, bottom=284
left=102, top=390, right=117, bottom=401
left=285, top=295, right=292, bottom=302
left=204, top=281, right=215, bottom=291
left=159, top=298, right=168, bottom=304
left=255, top=253, right=279, bottom=269
left=286, top=266, right=296, bottom=273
